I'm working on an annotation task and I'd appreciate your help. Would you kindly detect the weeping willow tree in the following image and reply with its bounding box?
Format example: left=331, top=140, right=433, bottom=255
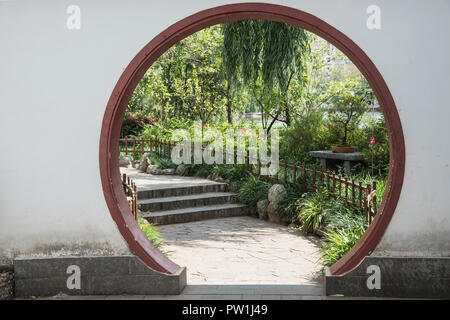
left=221, top=20, right=311, bottom=131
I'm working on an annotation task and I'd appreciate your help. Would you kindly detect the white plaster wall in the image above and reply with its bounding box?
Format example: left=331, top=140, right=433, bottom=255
left=0, top=0, right=449, bottom=264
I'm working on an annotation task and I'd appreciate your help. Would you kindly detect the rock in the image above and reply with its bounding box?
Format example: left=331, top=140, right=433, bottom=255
left=119, top=155, right=133, bottom=168
left=268, top=184, right=286, bottom=205
left=257, top=199, right=269, bottom=220
left=175, top=164, right=187, bottom=176
left=138, top=153, right=152, bottom=172
left=0, top=272, right=13, bottom=300
left=146, top=165, right=161, bottom=175
left=161, top=168, right=175, bottom=175
left=267, top=202, right=291, bottom=224
left=267, top=203, right=281, bottom=223
left=206, top=173, right=218, bottom=181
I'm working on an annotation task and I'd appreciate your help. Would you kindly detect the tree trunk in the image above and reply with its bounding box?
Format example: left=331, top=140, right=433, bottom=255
left=285, top=106, right=291, bottom=126
left=226, top=82, right=233, bottom=124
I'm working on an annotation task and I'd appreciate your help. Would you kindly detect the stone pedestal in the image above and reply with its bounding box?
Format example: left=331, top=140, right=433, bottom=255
left=309, top=150, right=363, bottom=175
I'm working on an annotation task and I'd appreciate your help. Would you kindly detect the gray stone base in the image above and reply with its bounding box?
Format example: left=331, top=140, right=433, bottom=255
left=325, top=256, right=450, bottom=299
left=0, top=272, right=14, bottom=300
left=14, top=255, right=186, bottom=298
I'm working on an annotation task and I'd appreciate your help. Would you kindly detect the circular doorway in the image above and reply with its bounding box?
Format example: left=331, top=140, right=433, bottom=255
left=99, top=3, right=405, bottom=276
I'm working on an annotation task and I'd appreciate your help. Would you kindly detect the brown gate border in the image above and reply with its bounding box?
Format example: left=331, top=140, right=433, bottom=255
left=99, top=2, right=405, bottom=276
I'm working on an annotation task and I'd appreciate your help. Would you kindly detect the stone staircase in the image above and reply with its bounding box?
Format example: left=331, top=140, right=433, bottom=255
left=139, top=179, right=250, bottom=225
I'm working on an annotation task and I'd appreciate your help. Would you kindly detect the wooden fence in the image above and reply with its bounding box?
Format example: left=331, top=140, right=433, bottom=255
left=122, top=173, right=138, bottom=221
left=120, top=137, right=378, bottom=220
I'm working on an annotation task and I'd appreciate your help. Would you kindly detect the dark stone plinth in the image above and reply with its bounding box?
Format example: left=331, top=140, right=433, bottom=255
left=14, top=255, right=186, bottom=297
left=309, top=150, right=363, bottom=161
left=325, top=256, right=450, bottom=299
left=309, top=151, right=363, bottom=175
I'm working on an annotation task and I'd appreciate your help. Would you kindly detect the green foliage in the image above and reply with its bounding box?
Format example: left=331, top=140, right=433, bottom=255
left=193, top=165, right=215, bottom=178
left=222, top=20, right=310, bottom=91
left=147, top=152, right=177, bottom=169
left=320, top=226, right=366, bottom=266
left=138, top=218, right=165, bottom=250
left=324, top=209, right=368, bottom=232
left=212, top=165, right=249, bottom=182
left=326, top=78, right=374, bottom=146
left=279, top=111, right=336, bottom=163
left=295, top=189, right=330, bottom=234
left=360, top=118, right=390, bottom=175
left=126, top=26, right=236, bottom=126
left=276, top=185, right=303, bottom=218
left=354, top=173, right=387, bottom=209
left=222, top=20, right=311, bottom=130
left=238, top=175, right=273, bottom=207
left=295, top=188, right=367, bottom=234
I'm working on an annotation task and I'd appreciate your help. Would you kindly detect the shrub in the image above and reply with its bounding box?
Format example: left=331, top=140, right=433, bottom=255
left=277, top=185, right=303, bottom=219
left=146, top=152, right=177, bottom=169
left=138, top=217, right=165, bottom=250
left=295, top=189, right=330, bottom=234
left=324, top=209, right=368, bottom=232
left=320, top=225, right=366, bottom=266
left=239, top=175, right=273, bottom=207
left=193, top=165, right=215, bottom=177
left=212, top=165, right=249, bottom=182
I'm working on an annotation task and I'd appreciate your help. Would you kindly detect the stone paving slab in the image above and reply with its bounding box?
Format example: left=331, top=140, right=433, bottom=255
left=157, top=216, right=323, bottom=285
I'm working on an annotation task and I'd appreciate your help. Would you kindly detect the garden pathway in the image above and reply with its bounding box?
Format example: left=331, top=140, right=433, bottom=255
left=121, top=167, right=323, bottom=286
left=158, top=216, right=323, bottom=285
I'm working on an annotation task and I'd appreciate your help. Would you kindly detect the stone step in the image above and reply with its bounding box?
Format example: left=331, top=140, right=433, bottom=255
left=137, top=182, right=228, bottom=200
left=142, top=203, right=250, bottom=225
left=139, top=192, right=238, bottom=212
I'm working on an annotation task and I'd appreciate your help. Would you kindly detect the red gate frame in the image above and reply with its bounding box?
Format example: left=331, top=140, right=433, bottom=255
left=99, top=3, right=405, bottom=276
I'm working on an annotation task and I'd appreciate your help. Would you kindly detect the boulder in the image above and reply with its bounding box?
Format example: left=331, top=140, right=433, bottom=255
left=267, top=203, right=291, bottom=224
left=146, top=165, right=161, bottom=175
left=268, top=184, right=286, bottom=205
left=267, top=203, right=281, bottom=223
left=138, top=153, right=152, bottom=172
left=119, top=155, right=133, bottom=168
left=257, top=199, right=269, bottom=220
left=175, top=164, right=187, bottom=176
left=161, top=168, right=175, bottom=175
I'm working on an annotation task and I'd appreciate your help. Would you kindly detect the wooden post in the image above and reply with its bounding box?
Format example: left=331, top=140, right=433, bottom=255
left=134, top=184, right=138, bottom=221
left=345, top=177, right=349, bottom=204
left=132, top=137, right=136, bottom=157
left=359, top=180, right=363, bottom=210
left=246, top=150, right=250, bottom=171
left=366, top=184, right=371, bottom=222
left=302, top=165, right=306, bottom=192
left=312, top=165, right=316, bottom=191
left=352, top=178, right=355, bottom=207
left=293, top=164, right=297, bottom=185
left=373, top=180, right=377, bottom=214
left=338, top=174, right=342, bottom=198
left=258, top=158, right=261, bottom=176
left=332, top=173, right=336, bottom=196
left=319, top=166, right=324, bottom=189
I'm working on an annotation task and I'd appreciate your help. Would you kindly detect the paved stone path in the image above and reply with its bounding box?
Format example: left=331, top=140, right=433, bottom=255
left=158, top=216, right=323, bottom=285
left=120, top=168, right=324, bottom=291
